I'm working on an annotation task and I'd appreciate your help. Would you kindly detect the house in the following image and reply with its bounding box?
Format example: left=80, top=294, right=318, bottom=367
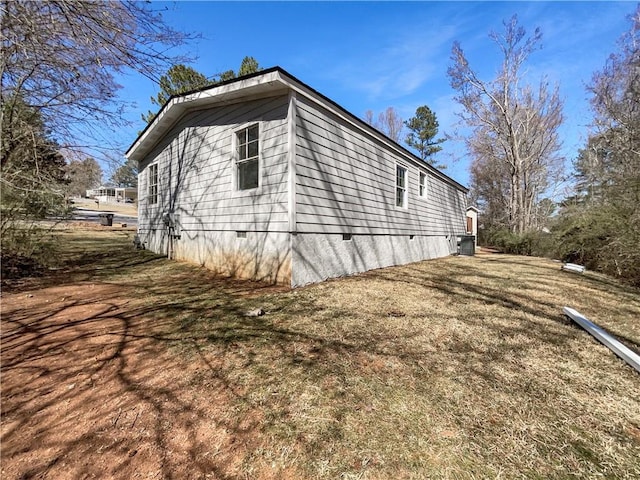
left=114, top=187, right=138, bottom=203
left=126, top=67, right=468, bottom=287
left=86, top=186, right=137, bottom=203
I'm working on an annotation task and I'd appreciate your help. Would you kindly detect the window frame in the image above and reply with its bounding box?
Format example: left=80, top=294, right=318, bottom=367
left=148, top=163, right=158, bottom=205
left=395, top=163, right=408, bottom=209
left=419, top=171, right=427, bottom=199
left=233, top=122, right=261, bottom=192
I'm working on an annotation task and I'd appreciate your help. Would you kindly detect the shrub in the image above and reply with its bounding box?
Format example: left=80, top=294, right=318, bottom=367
left=483, top=228, right=557, bottom=257
left=0, top=221, right=59, bottom=280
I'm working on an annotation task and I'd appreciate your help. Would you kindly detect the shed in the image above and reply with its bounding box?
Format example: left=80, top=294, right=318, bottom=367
left=466, top=206, right=479, bottom=249
left=126, top=67, right=469, bottom=287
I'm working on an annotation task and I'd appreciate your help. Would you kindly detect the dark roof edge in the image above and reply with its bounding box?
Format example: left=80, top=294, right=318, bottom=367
left=127, top=66, right=468, bottom=193
left=274, top=67, right=468, bottom=193
left=126, top=67, right=282, bottom=157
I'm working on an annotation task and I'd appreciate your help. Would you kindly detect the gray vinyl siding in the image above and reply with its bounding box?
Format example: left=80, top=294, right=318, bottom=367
left=138, top=94, right=289, bottom=233
left=294, top=95, right=466, bottom=235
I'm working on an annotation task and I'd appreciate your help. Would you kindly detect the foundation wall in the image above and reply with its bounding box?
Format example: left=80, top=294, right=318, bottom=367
left=140, top=228, right=291, bottom=285
left=291, top=233, right=454, bottom=287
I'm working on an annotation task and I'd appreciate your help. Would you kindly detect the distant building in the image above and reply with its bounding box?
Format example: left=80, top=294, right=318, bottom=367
left=86, top=186, right=137, bottom=203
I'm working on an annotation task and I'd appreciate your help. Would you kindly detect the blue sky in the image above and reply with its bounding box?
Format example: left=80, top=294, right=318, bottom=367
left=115, top=1, right=635, bottom=187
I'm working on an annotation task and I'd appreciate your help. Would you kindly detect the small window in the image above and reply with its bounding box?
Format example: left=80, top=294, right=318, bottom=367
left=236, top=124, right=259, bottom=190
left=237, top=231, right=247, bottom=239
left=419, top=172, right=427, bottom=198
left=342, top=233, right=352, bottom=241
left=148, top=163, right=158, bottom=205
left=396, top=165, right=407, bottom=208
left=410, top=235, right=415, bottom=240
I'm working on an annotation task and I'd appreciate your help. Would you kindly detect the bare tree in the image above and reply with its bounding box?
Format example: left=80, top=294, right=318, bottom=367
left=1, top=0, right=195, bottom=266
left=448, top=15, right=564, bottom=233
left=377, top=107, right=404, bottom=142
left=588, top=6, right=639, bottom=182
left=363, top=110, right=376, bottom=126
left=65, top=157, right=102, bottom=197
left=1, top=0, right=195, bottom=157
left=559, top=6, right=640, bottom=284
left=469, top=154, right=511, bottom=230
left=362, top=107, right=403, bottom=142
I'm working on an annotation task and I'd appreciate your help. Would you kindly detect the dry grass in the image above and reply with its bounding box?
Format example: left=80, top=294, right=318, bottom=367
left=3, top=229, right=640, bottom=479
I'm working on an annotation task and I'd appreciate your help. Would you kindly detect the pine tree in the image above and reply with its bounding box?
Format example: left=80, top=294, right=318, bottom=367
left=404, top=106, right=445, bottom=165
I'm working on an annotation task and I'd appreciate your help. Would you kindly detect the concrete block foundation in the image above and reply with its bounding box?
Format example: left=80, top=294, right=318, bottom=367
left=140, top=229, right=455, bottom=287
left=291, top=233, right=454, bottom=287
left=139, top=228, right=292, bottom=285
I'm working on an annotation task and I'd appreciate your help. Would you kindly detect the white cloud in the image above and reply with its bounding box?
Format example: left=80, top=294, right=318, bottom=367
left=325, top=21, right=460, bottom=101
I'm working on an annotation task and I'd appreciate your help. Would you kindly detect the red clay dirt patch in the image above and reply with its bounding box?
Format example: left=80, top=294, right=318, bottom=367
left=1, top=282, right=287, bottom=480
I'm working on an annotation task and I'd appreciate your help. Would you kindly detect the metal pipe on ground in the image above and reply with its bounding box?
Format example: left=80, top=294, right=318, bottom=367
left=563, top=306, right=640, bottom=374
left=561, top=263, right=585, bottom=273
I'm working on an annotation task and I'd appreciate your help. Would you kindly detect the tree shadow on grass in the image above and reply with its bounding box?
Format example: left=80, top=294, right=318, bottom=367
left=1, top=281, right=278, bottom=479
left=3, top=242, right=640, bottom=479
left=1, top=232, right=296, bottom=478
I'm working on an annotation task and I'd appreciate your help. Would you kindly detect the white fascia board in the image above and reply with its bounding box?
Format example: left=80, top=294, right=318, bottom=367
left=126, top=71, right=284, bottom=162
left=126, top=67, right=468, bottom=193
left=177, top=69, right=282, bottom=107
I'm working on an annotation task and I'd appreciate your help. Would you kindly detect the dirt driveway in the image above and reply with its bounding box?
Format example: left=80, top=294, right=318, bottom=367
left=1, top=281, right=280, bottom=480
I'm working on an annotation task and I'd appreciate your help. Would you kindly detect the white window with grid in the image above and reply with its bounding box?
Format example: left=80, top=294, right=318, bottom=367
left=148, top=163, right=158, bottom=205
left=419, top=171, right=427, bottom=198
left=235, top=124, right=260, bottom=190
left=396, top=164, right=408, bottom=208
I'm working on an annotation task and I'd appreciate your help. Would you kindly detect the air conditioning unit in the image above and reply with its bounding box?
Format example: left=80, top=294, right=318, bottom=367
left=457, top=235, right=475, bottom=256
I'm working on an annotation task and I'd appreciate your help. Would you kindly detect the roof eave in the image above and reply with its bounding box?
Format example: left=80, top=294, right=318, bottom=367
left=126, top=67, right=468, bottom=193
left=125, top=68, right=286, bottom=161
left=274, top=70, right=469, bottom=193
